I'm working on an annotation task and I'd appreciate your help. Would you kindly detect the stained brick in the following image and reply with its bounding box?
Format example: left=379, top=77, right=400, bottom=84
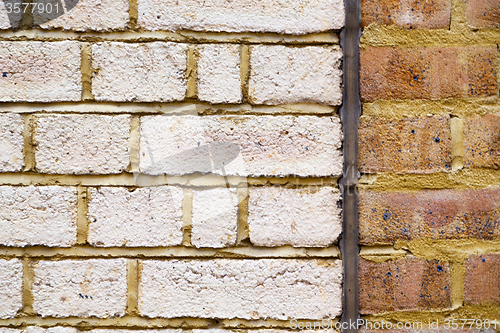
left=464, top=114, right=500, bottom=169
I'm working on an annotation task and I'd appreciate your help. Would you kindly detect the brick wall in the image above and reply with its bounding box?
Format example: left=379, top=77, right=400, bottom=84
left=0, top=0, right=344, bottom=332
left=360, top=0, right=500, bottom=330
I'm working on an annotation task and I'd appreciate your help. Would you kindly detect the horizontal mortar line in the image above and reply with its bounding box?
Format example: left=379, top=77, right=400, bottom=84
left=0, top=29, right=340, bottom=44
left=359, top=246, right=409, bottom=257
left=0, top=317, right=339, bottom=329
left=0, top=245, right=341, bottom=259
left=0, top=173, right=341, bottom=187
left=0, top=102, right=339, bottom=116
left=360, top=304, right=500, bottom=320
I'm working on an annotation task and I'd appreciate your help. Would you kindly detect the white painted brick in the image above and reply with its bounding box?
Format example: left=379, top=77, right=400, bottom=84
left=248, top=187, right=342, bottom=247
left=92, top=42, right=188, bottom=102
left=0, top=259, right=22, bottom=319
left=0, top=1, right=22, bottom=29
left=88, top=186, right=184, bottom=247
left=192, top=188, right=238, bottom=248
left=138, top=0, right=344, bottom=34
left=32, top=259, right=128, bottom=318
left=34, top=115, right=130, bottom=175
left=0, top=186, right=77, bottom=247
left=34, top=0, right=129, bottom=31
left=24, top=328, right=78, bottom=333
left=0, top=42, right=82, bottom=102
left=139, top=259, right=342, bottom=319
left=249, top=46, right=342, bottom=106
left=197, top=44, right=242, bottom=104
left=139, top=115, right=342, bottom=177
left=0, top=113, right=24, bottom=172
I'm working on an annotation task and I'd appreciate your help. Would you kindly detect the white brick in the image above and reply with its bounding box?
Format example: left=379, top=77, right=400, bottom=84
left=0, top=186, right=77, bottom=247
left=139, top=259, right=342, bottom=319
left=0, top=42, right=82, bottom=102
left=92, top=42, right=187, bottom=102
left=197, top=44, right=242, bottom=104
left=32, top=259, right=128, bottom=318
left=139, top=115, right=342, bottom=177
left=88, top=186, right=184, bottom=247
left=24, top=328, right=78, bottom=333
left=192, top=188, right=238, bottom=248
left=34, top=115, right=130, bottom=175
left=0, top=1, right=22, bottom=29
left=248, top=187, right=341, bottom=247
left=0, top=113, right=24, bottom=172
left=138, top=0, right=344, bottom=34
left=0, top=259, right=22, bottom=319
left=90, top=331, right=181, bottom=333
left=34, top=0, right=129, bottom=31
left=249, top=46, right=342, bottom=106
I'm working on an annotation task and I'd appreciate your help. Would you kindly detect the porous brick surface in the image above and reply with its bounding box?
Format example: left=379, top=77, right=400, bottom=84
left=249, top=46, right=342, bottom=105
left=0, top=259, right=22, bottom=319
left=0, top=186, right=77, bottom=247
left=34, top=115, right=130, bottom=175
left=137, top=0, right=345, bottom=34
left=359, top=257, right=451, bottom=314
left=0, top=42, right=82, bottom=102
left=464, top=114, right=500, bottom=169
left=138, top=259, right=342, bottom=319
left=32, top=259, right=128, bottom=318
left=360, top=46, right=497, bottom=101
left=92, top=42, right=188, bottom=102
left=197, top=44, right=242, bottom=104
left=0, top=113, right=24, bottom=172
left=466, top=0, right=500, bottom=29
left=248, top=187, right=342, bottom=247
left=139, top=115, right=342, bottom=177
left=465, top=254, right=500, bottom=305
left=88, top=186, right=184, bottom=247
left=359, top=116, right=452, bottom=173
left=191, top=188, right=238, bottom=248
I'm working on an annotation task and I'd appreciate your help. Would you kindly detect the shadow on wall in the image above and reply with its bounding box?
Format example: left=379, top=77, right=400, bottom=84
left=2, top=0, right=79, bottom=28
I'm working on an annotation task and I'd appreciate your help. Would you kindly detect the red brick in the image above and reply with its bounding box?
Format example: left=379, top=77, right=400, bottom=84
left=359, top=257, right=451, bottom=314
left=359, top=116, right=451, bottom=174
left=360, top=46, right=497, bottom=102
left=359, top=188, right=500, bottom=245
left=465, top=254, right=500, bottom=305
left=362, top=0, right=451, bottom=29
left=464, top=114, right=500, bottom=169
left=466, top=0, right=500, bottom=29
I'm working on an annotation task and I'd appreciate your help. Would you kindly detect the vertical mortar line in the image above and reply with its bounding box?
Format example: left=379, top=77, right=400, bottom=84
left=182, top=188, right=193, bottom=246
left=451, top=117, right=464, bottom=171
left=126, top=259, right=139, bottom=315
left=450, top=261, right=465, bottom=309
left=186, top=45, right=199, bottom=100
left=81, top=43, right=94, bottom=101
left=22, top=256, right=35, bottom=315
left=129, top=116, right=141, bottom=174
left=19, top=0, right=34, bottom=30
left=129, top=0, right=139, bottom=30
left=22, top=114, right=35, bottom=172
left=240, top=45, right=250, bottom=104
left=76, top=186, right=89, bottom=245
left=450, top=0, right=467, bottom=29
left=340, top=0, right=361, bottom=332
left=236, top=184, right=250, bottom=245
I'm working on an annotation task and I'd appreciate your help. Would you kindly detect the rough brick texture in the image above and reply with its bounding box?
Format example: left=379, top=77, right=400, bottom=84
left=0, top=42, right=82, bottom=102
left=465, top=254, right=500, bottom=305
left=359, top=116, right=451, bottom=174
left=34, top=0, right=129, bottom=31
left=139, top=259, right=342, bottom=319
left=466, top=0, right=500, bottom=29
left=191, top=188, right=238, bottom=248
left=248, top=187, right=342, bottom=247
left=464, top=114, right=500, bottom=169
left=359, top=188, right=500, bottom=244
left=139, top=115, right=342, bottom=177
left=32, top=259, right=128, bottom=318
left=361, top=0, right=451, bottom=29
left=88, top=186, right=184, bottom=247
left=0, top=329, right=78, bottom=333
left=34, top=115, right=130, bottom=175
left=0, top=113, right=24, bottom=172
left=197, top=44, right=242, bottom=104
left=0, top=186, right=77, bottom=247
left=360, top=46, right=497, bottom=101
left=249, top=46, right=342, bottom=106
left=359, top=257, right=451, bottom=314
left=137, top=0, right=344, bottom=34
left=92, top=42, right=188, bottom=102
left=0, top=259, right=22, bottom=319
